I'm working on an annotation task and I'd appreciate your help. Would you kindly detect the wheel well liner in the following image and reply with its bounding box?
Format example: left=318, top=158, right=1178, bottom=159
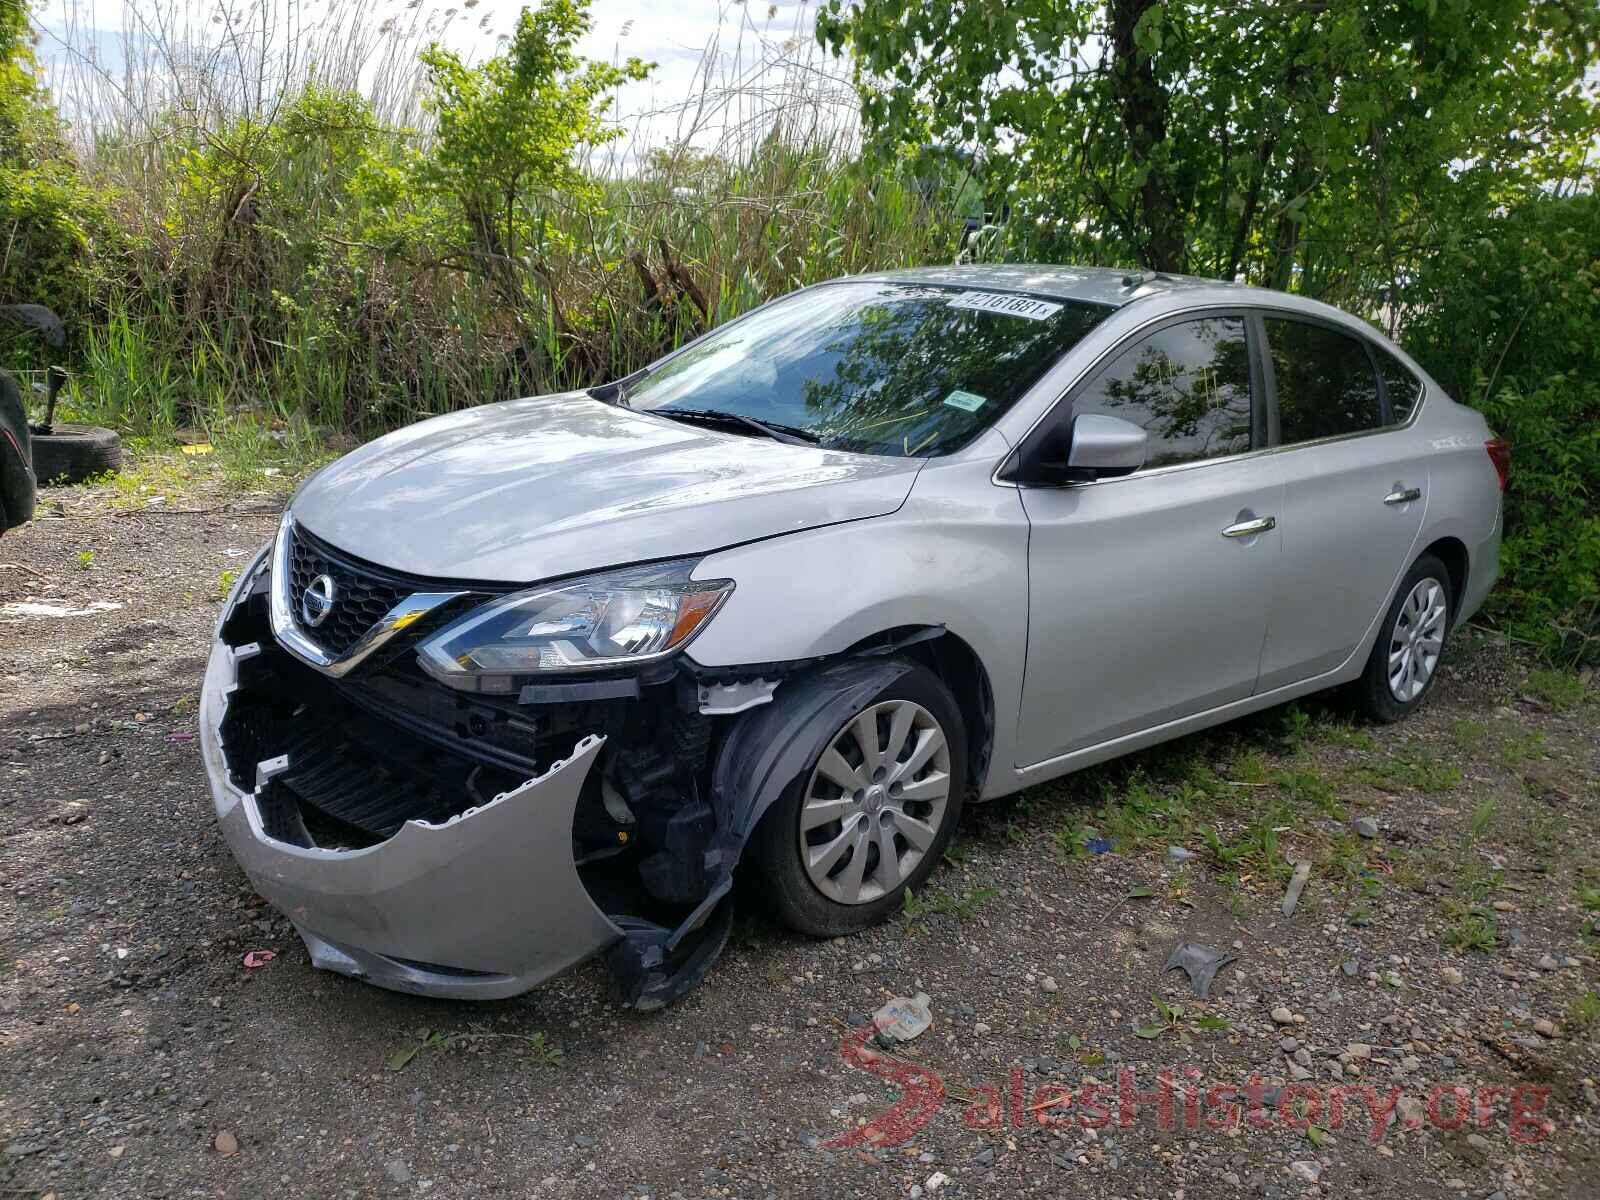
left=1418, top=536, right=1469, bottom=623
left=606, top=658, right=912, bottom=1009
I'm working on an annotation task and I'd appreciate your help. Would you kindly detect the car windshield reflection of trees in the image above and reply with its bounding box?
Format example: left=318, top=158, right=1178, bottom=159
left=627, top=285, right=1107, bottom=458
left=797, top=298, right=1102, bottom=456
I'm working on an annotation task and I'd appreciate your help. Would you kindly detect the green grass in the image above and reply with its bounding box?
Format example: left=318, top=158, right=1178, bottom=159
left=1468, top=799, right=1497, bottom=842
left=1561, top=998, right=1600, bottom=1036
left=1279, top=768, right=1345, bottom=819
left=1449, top=719, right=1486, bottom=753
left=1441, top=902, right=1498, bottom=953
left=1315, top=721, right=1376, bottom=752
left=1568, top=991, right=1599, bottom=1034
left=1512, top=807, right=1563, bottom=855
left=1199, top=803, right=1293, bottom=880
left=1499, top=728, right=1547, bottom=766
left=1523, top=668, right=1589, bottom=711
left=903, top=885, right=998, bottom=924
left=1362, top=745, right=1463, bottom=793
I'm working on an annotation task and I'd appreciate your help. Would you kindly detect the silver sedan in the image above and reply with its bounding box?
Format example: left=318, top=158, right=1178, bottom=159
left=202, top=265, right=1505, bottom=1006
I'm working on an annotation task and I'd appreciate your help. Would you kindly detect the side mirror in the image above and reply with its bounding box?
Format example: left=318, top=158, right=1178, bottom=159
left=1001, top=411, right=1149, bottom=485
left=1065, top=413, right=1146, bottom=478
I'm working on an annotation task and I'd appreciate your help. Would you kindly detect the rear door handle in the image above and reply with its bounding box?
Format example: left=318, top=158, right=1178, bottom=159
left=1384, top=487, right=1422, bottom=505
left=1221, top=515, right=1276, bottom=539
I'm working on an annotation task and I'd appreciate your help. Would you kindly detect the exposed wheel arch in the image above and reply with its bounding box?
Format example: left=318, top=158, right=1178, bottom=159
left=840, top=625, right=996, bottom=800
left=1416, top=536, right=1469, bottom=625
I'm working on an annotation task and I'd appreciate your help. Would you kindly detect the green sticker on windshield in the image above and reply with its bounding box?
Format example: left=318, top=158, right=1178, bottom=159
left=943, top=389, right=988, bottom=413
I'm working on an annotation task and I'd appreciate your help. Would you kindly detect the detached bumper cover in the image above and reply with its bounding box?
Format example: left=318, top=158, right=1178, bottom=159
left=199, top=639, right=623, bottom=999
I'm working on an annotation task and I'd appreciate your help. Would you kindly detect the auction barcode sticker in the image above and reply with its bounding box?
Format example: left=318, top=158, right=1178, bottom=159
left=947, top=291, right=1063, bottom=321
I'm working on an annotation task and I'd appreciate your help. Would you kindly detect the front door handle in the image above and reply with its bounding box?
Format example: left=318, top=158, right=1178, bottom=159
left=1221, top=515, right=1277, bottom=539
left=1384, top=487, right=1422, bottom=505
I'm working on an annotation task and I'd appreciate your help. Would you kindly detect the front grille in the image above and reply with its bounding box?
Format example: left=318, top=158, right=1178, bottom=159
left=218, top=655, right=531, bottom=851
left=270, top=717, right=468, bottom=847
left=286, top=525, right=411, bottom=658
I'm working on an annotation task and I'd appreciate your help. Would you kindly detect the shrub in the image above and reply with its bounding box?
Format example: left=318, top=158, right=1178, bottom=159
left=1402, top=194, right=1600, bottom=664
left=0, top=0, right=115, bottom=352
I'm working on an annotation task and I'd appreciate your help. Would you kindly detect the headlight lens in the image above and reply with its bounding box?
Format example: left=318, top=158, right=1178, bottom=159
left=416, top=559, right=733, bottom=693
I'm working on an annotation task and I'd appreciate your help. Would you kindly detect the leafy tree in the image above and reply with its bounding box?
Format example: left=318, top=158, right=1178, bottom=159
left=817, top=0, right=1599, bottom=300
left=0, top=0, right=110, bottom=333
left=1402, top=194, right=1600, bottom=663
left=417, top=0, right=649, bottom=301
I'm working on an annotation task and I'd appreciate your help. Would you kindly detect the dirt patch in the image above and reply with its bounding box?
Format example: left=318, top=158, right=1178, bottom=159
left=2, top=489, right=1597, bottom=1199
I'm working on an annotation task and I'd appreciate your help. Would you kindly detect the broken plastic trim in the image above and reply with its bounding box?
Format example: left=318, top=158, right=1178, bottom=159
left=201, top=636, right=624, bottom=996
left=606, top=657, right=913, bottom=1010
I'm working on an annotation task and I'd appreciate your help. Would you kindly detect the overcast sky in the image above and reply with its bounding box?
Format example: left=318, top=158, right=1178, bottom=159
left=31, top=0, right=829, bottom=150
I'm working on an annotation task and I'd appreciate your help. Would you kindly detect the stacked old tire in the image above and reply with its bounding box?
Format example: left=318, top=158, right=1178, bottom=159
left=30, top=422, right=122, bottom=484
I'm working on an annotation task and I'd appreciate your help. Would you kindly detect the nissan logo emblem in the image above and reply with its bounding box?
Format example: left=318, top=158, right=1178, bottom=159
left=301, top=574, right=337, bottom=629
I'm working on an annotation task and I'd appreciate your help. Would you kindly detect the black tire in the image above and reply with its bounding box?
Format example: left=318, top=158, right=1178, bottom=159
left=1355, top=553, right=1453, bottom=723
left=748, top=659, right=967, bottom=937
left=29, top=424, right=121, bottom=485
left=0, top=371, right=34, bottom=531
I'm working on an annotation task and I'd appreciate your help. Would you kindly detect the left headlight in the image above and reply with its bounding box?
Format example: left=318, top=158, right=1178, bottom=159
left=416, top=559, right=734, bottom=693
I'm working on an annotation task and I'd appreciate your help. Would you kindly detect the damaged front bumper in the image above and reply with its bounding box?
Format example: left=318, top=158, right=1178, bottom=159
left=196, top=527, right=886, bottom=1009
left=198, top=637, right=623, bottom=1000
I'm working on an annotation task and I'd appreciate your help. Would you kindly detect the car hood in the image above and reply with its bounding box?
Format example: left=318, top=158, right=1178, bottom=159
left=289, top=392, right=923, bottom=582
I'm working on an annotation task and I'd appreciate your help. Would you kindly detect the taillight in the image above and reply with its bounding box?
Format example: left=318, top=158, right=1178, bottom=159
left=1485, top=438, right=1510, bottom=491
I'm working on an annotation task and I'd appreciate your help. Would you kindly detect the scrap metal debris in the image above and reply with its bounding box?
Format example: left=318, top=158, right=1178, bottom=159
left=1280, top=860, right=1313, bottom=917
left=1162, top=941, right=1237, bottom=999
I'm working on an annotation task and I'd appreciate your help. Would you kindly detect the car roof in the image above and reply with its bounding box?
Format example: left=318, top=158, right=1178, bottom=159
left=853, top=263, right=1287, bottom=311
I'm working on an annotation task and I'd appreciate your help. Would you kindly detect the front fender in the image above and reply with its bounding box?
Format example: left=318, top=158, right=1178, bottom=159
left=689, top=453, right=1028, bottom=797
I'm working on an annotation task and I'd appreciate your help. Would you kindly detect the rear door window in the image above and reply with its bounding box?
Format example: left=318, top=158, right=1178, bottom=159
left=1265, top=317, right=1381, bottom=444
left=1070, top=315, right=1255, bottom=468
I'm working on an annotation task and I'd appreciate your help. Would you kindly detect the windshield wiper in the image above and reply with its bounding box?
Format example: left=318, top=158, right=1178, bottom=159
left=654, top=407, right=824, bottom=447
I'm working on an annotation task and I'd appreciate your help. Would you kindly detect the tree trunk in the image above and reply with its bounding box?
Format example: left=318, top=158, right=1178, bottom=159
left=1108, top=0, right=1183, bottom=272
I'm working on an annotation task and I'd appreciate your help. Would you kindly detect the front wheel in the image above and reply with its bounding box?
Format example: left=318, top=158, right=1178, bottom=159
left=748, top=660, right=967, bottom=937
left=1355, top=554, right=1452, bottom=722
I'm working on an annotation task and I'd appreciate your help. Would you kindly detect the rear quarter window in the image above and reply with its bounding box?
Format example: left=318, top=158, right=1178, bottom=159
left=1372, top=345, right=1425, bottom=423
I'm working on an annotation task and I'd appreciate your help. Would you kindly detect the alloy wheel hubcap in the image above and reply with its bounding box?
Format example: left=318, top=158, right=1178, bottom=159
left=1388, top=577, right=1447, bottom=702
left=798, top=699, right=952, bottom=905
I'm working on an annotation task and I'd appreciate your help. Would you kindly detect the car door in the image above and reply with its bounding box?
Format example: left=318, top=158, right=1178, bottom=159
left=1254, top=314, right=1428, bottom=691
left=1013, top=312, right=1284, bottom=765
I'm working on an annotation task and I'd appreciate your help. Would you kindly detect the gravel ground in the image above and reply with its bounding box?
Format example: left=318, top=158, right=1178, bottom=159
left=1, top=484, right=1597, bottom=1200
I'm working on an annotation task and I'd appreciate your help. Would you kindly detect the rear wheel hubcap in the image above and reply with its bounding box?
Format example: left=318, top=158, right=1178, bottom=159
left=799, top=699, right=951, bottom=905
left=1387, top=577, right=1447, bottom=703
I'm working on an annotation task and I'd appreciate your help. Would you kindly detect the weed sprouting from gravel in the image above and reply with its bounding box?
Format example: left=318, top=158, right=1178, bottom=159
left=1363, top=744, right=1464, bottom=793
left=1442, top=902, right=1498, bottom=953
left=1450, top=718, right=1487, bottom=752
left=1468, top=799, right=1497, bottom=842
left=1499, top=727, right=1547, bottom=766
left=1523, top=668, right=1590, bottom=711
left=902, top=885, right=998, bottom=927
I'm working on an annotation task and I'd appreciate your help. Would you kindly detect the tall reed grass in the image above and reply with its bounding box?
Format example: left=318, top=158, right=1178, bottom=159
left=30, top=0, right=962, bottom=443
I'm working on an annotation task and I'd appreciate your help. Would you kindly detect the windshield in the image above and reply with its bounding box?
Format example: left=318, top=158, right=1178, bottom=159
left=622, top=281, right=1110, bottom=457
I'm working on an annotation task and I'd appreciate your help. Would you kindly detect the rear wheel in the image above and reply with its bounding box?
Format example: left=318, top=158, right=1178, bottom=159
left=1355, top=554, right=1452, bottom=722
left=748, top=661, right=966, bottom=936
